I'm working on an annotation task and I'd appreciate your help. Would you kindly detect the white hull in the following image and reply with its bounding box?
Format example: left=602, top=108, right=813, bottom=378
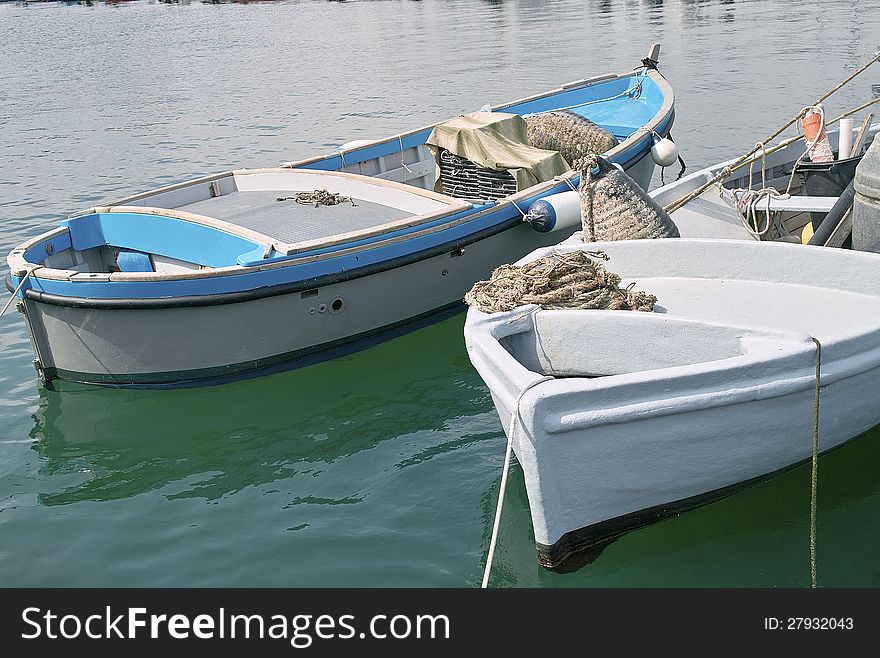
left=464, top=239, right=880, bottom=566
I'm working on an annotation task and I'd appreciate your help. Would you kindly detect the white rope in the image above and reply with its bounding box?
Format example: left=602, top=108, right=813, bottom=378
left=481, top=373, right=554, bottom=588
left=521, top=79, right=642, bottom=118
left=730, top=190, right=773, bottom=238
left=809, top=337, right=822, bottom=589
left=713, top=98, right=880, bottom=186
left=398, top=135, right=412, bottom=175
left=729, top=106, right=830, bottom=240
left=623, top=125, right=651, bottom=142
left=1, top=271, right=31, bottom=318
left=728, top=141, right=792, bottom=239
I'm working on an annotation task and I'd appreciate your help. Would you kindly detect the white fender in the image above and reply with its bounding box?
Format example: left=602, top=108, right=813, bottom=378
left=524, top=191, right=582, bottom=233
left=651, top=134, right=679, bottom=167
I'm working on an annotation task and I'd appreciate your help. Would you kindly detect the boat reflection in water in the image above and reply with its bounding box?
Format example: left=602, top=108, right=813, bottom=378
left=28, top=317, right=491, bottom=507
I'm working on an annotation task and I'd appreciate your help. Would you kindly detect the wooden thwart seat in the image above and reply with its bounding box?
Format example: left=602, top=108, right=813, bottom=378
left=751, top=196, right=839, bottom=213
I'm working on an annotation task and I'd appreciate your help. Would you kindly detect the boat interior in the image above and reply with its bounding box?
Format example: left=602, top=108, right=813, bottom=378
left=13, top=70, right=669, bottom=278
left=496, top=240, right=880, bottom=382
left=502, top=311, right=754, bottom=378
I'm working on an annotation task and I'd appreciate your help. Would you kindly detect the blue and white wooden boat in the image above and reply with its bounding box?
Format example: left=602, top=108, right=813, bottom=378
left=5, top=52, right=674, bottom=388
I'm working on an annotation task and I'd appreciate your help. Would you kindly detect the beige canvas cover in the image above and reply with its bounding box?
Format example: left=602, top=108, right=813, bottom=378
left=426, top=112, right=570, bottom=192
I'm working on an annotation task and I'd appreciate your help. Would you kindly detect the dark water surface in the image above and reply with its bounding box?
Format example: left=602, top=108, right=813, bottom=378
left=2, top=0, right=880, bottom=587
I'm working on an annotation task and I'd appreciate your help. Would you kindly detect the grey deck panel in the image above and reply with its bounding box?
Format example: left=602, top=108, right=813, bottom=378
left=180, top=190, right=411, bottom=244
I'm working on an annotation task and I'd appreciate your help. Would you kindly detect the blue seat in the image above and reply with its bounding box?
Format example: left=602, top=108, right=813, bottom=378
left=116, top=249, right=153, bottom=273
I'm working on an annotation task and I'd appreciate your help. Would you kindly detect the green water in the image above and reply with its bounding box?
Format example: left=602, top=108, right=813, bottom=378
left=2, top=0, right=880, bottom=587
left=5, top=313, right=880, bottom=587
left=1, top=318, right=499, bottom=586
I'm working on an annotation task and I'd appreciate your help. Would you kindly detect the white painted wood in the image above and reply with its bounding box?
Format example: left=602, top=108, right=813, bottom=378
left=464, top=238, right=880, bottom=555
left=229, top=170, right=451, bottom=214
left=751, top=195, right=839, bottom=213
left=151, top=254, right=202, bottom=274
left=372, top=157, right=437, bottom=184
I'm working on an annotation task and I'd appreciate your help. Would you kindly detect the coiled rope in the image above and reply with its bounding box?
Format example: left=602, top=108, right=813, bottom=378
left=730, top=141, right=787, bottom=239
left=277, top=189, right=357, bottom=208
left=464, top=250, right=657, bottom=314
left=729, top=103, right=845, bottom=240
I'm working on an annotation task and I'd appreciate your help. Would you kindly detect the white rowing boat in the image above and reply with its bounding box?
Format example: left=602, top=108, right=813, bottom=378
left=465, top=116, right=880, bottom=569
left=465, top=237, right=880, bottom=568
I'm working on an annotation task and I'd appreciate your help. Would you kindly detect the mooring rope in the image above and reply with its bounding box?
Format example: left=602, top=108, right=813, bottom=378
left=731, top=104, right=837, bottom=240
left=482, top=373, right=554, bottom=588
left=0, top=271, right=31, bottom=319
left=277, top=189, right=357, bottom=208
left=581, top=155, right=598, bottom=240
left=809, top=337, right=822, bottom=589
left=664, top=50, right=880, bottom=214
left=510, top=200, right=528, bottom=219
left=560, top=176, right=579, bottom=193
left=733, top=189, right=780, bottom=238
left=717, top=97, right=880, bottom=185
left=398, top=135, right=413, bottom=176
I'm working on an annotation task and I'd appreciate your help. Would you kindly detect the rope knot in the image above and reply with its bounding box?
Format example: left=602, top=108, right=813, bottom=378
left=573, top=155, right=606, bottom=241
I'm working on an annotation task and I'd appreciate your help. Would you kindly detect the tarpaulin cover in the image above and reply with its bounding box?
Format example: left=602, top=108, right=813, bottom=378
left=426, top=112, right=569, bottom=192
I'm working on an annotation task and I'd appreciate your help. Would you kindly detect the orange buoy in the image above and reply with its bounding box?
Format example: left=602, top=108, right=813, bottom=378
left=802, top=106, right=834, bottom=162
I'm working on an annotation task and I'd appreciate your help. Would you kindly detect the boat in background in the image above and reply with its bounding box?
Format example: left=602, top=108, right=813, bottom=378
left=522, top=119, right=879, bottom=246
left=652, top=120, right=879, bottom=244
left=5, top=47, right=674, bottom=388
